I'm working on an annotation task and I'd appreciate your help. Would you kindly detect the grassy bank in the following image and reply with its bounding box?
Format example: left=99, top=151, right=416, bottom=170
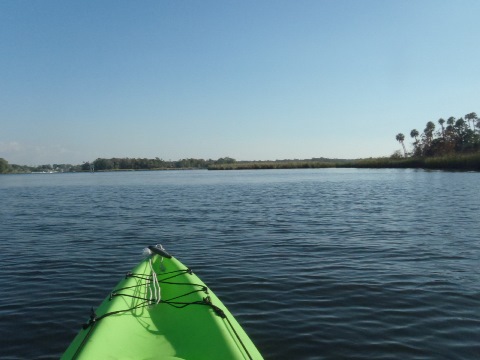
left=208, top=152, right=480, bottom=171
left=345, top=152, right=480, bottom=171
left=208, top=160, right=339, bottom=170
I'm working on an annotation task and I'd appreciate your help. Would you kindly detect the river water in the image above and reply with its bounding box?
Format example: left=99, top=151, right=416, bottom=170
left=0, top=169, right=479, bottom=359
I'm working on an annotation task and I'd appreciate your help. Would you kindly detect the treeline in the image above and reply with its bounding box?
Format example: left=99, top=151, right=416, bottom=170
left=0, top=157, right=237, bottom=174
left=0, top=158, right=9, bottom=173
left=0, top=159, right=89, bottom=174
left=395, top=112, right=480, bottom=158
left=88, top=157, right=236, bottom=171
left=3, top=111, right=479, bottom=174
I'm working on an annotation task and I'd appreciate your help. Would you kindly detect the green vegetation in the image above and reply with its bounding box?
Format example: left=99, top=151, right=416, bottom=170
left=207, top=153, right=480, bottom=171
left=88, top=157, right=236, bottom=171
left=2, top=112, right=479, bottom=173
left=388, top=111, right=480, bottom=170
left=340, top=152, right=480, bottom=171
left=0, top=160, right=81, bottom=174
left=0, top=158, right=8, bottom=173
left=208, top=158, right=348, bottom=170
left=399, top=111, right=480, bottom=158
left=0, top=157, right=237, bottom=174
left=211, top=112, right=480, bottom=171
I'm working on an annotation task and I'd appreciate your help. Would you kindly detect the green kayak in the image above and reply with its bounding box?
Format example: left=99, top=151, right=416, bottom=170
left=62, top=245, right=263, bottom=360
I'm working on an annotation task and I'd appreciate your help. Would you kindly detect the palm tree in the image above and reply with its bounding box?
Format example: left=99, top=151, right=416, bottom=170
left=447, top=116, right=456, bottom=125
left=444, top=117, right=456, bottom=140
left=438, top=118, right=445, bottom=137
left=425, top=121, right=435, bottom=132
left=396, top=133, right=407, bottom=157
left=422, top=121, right=436, bottom=155
left=454, top=118, right=467, bottom=151
left=445, top=116, right=455, bottom=132
left=465, top=112, right=478, bottom=133
left=455, top=117, right=466, bottom=129
left=409, top=129, right=420, bottom=156
left=424, top=121, right=435, bottom=141
left=410, top=129, right=419, bottom=142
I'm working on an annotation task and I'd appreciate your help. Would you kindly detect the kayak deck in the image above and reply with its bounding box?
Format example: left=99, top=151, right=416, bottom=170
left=62, top=249, right=262, bottom=359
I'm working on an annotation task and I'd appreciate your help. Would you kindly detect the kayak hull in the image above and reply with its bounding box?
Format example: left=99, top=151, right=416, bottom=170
left=62, top=252, right=262, bottom=360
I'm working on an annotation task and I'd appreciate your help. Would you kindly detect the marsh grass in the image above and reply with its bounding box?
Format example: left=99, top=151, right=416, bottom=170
left=208, top=160, right=339, bottom=170
left=208, top=152, right=480, bottom=171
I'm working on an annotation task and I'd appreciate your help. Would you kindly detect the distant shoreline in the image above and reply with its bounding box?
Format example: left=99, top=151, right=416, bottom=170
left=208, top=153, right=480, bottom=171
left=2, top=152, right=480, bottom=174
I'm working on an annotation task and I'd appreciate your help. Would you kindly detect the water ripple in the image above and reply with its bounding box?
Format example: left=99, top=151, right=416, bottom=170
left=1, top=169, right=479, bottom=359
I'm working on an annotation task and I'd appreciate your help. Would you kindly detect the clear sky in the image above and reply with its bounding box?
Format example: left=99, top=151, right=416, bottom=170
left=1, top=0, right=479, bottom=165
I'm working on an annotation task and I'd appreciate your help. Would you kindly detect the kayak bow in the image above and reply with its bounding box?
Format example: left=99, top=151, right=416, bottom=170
left=62, top=245, right=263, bottom=360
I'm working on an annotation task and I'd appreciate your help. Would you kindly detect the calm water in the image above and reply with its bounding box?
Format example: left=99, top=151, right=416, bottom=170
left=0, top=169, right=479, bottom=359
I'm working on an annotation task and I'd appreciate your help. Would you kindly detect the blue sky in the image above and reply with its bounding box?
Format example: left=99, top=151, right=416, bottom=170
left=1, top=0, right=479, bottom=165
